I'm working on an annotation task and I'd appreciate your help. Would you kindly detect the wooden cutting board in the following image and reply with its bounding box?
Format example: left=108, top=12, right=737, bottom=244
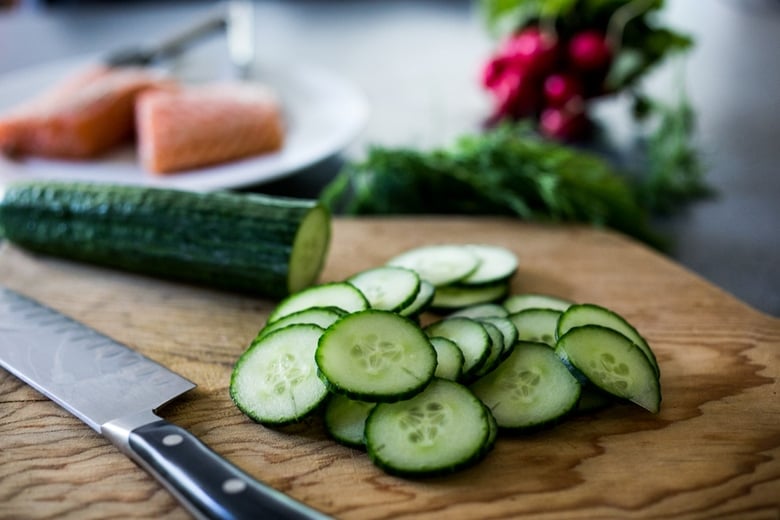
left=1, top=216, right=778, bottom=519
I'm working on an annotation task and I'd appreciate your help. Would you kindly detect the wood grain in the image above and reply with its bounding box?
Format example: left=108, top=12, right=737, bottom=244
left=0, top=216, right=778, bottom=519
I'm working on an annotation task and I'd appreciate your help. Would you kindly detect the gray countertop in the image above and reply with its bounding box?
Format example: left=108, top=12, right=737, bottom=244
left=1, top=0, right=778, bottom=316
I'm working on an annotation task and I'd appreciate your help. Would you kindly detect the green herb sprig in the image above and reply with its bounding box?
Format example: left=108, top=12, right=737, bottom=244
left=638, top=95, right=712, bottom=214
left=321, top=124, right=669, bottom=248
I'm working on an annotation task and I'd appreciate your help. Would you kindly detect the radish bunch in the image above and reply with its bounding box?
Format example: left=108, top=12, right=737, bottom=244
left=481, top=25, right=613, bottom=141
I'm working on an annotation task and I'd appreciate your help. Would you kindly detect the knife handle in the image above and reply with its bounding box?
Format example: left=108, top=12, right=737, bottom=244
left=125, top=419, right=330, bottom=520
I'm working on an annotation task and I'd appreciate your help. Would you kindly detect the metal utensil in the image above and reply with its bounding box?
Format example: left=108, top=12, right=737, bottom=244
left=227, top=0, right=256, bottom=80
left=0, top=287, right=329, bottom=520
left=104, top=5, right=228, bottom=67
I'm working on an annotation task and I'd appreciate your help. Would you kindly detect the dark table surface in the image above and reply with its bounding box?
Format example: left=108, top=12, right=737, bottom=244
left=0, top=0, right=778, bottom=316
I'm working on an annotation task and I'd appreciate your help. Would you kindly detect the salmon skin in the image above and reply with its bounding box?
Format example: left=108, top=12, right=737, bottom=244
left=0, top=66, right=171, bottom=160
left=135, top=83, right=284, bottom=174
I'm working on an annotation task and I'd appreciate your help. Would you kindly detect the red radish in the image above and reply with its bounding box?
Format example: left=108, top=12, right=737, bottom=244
left=543, top=73, right=583, bottom=107
left=491, top=71, right=539, bottom=120
left=502, top=26, right=558, bottom=77
left=539, top=105, right=590, bottom=141
left=481, top=54, right=512, bottom=89
left=567, top=30, right=612, bottom=71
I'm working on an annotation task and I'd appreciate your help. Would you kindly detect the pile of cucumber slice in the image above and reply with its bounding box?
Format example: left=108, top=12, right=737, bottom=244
left=388, top=244, right=517, bottom=310
left=230, top=243, right=662, bottom=477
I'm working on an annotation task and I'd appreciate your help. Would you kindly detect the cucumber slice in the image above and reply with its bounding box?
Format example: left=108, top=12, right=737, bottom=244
left=481, top=404, right=499, bottom=456
left=398, top=280, right=435, bottom=318
left=431, top=282, right=509, bottom=310
left=459, top=245, right=518, bottom=285
left=387, top=245, right=479, bottom=287
left=576, top=386, right=615, bottom=413
left=316, top=310, right=436, bottom=402
left=365, top=378, right=490, bottom=477
left=324, top=394, right=376, bottom=448
left=478, top=316, right=518, bottom=362
left=557, top=303, right=659, bottom=377
left=503, top=293, right=573, bottom=313
left=430, top=337, right=464, bottom=381
left=508, top=308, right=562, bottom=346
left=229, top=324, right=328, bottom=425
left=472, top=321, right=505, bottom=378
left=288, top=204, right=332, bottom=294
left=268, top=282, right=368, bottom=323
left=425, top=318, right=491, bottom=378
left=257, top=306, right=345, bottom=339
left=470, top=341, right=581, bottom=430
left=347, top=266, right=420, bottom=312
left=450, top=303, right=508, bottom=319
left=555, top=325, right=661, bottom=413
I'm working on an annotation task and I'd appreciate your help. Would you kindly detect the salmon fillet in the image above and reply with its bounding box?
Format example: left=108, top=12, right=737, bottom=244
left=135, top=83, right=284, bottom=174
left=0, top=65, right=171, bottom=159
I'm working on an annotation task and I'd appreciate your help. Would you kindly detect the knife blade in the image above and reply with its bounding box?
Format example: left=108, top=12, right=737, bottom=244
left=0, top=287, right=329, bottom=520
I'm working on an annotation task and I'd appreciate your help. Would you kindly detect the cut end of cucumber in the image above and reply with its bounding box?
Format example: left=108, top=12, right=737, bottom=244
left=287, top=204, right=331, bottom=294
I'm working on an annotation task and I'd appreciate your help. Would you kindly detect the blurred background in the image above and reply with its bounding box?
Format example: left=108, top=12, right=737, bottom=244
left=0, top=0, right=778, bottom=316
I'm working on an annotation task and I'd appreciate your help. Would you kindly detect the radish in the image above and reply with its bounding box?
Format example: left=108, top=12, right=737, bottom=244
left=539, top=105, right=590, bottom=141
left=492, top=71, right=540, bottom=120
left=502, top=26, right=558, bottom=77
left=567, top=30, right=612, bottom=71
left=481, top=54, right=511, bottom=89
left=543, top=73, right=583, bottom=107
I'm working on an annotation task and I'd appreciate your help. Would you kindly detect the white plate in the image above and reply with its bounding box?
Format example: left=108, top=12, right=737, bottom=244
left=0, top=57, right=368, bottom=191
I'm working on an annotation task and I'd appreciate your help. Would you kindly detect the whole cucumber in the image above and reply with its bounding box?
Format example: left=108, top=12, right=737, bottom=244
left=0, top=181, right=331, bottom=299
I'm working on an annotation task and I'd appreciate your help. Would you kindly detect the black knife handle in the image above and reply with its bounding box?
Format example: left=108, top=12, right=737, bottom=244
left=128, top=420, right=330, bottom=520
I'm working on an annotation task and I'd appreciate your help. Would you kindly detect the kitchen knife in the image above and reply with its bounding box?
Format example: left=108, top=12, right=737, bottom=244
left=104, top=5, right=227, bottom=67
left=0, top=287, right=330, bottom=520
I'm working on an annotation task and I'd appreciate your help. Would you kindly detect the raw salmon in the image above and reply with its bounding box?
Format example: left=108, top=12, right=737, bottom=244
left=0, top=65, right=171, bottom=159
left=135, top=82, right=284, bottom=174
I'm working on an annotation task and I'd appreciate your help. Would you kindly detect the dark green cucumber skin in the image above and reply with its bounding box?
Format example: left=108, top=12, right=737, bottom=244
left=0, top=181, right=326, bottom=298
